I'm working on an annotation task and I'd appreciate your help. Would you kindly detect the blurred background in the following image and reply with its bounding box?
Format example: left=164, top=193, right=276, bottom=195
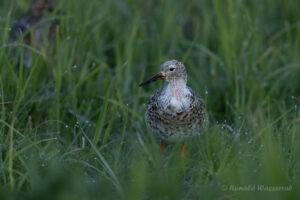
left=0, top=0, right=300, bottom=199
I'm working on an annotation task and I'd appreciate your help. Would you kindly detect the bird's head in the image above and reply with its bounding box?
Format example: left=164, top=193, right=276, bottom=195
left=139, top=60, right=187, bottom=87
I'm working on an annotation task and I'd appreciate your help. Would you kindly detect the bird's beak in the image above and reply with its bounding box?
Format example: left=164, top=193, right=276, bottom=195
left=139, top=72, right=165, bottom=87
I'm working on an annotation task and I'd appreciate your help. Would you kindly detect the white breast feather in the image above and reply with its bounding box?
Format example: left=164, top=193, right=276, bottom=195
left=160, top=84, right=191, bottom=111
left=170, top=97, right=182, bottom=110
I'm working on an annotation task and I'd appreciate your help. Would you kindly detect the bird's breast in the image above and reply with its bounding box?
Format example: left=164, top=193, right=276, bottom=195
left=159, top=85, right=191, bottom=111
left=168, top=96, right=190, bottom=111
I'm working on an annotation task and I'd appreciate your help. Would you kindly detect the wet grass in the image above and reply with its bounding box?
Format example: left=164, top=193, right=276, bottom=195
left=0, top=0, right=300, bottom=199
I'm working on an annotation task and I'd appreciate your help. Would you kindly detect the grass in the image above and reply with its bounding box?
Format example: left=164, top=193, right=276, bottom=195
left=0, top=0, right=300, bottom=199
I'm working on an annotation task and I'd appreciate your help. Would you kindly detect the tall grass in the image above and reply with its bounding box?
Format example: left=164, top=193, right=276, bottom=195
left=0, top=0, right=300, bottom=199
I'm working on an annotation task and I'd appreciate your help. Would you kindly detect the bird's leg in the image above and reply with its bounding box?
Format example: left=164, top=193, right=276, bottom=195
left=181, top=142, right=186, bottom=157
left=160, top=140, right=166, bottom=152
left=160, top=140, right=166, bottom=162
left=181, top=142, right=186, bottom=176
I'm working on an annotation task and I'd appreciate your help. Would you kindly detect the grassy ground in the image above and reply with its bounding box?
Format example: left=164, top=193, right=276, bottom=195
left=0, top=0, right=300, bottom=199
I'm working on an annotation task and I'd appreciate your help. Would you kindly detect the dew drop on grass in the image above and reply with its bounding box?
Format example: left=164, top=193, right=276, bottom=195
left=65, top=125, right=69, bottom=128
left=205, top=90, right=208, bottom=95
left=261, top=82, right=268, bottom=88
left=86, top=178, right=96, bottom=184
left=81, top=137, right=85, bottom=149
left=41, top=162, right=47, bottom=167
left=224, top=124, right=233, bottom=132
left=73, top=65, right=78, bottom=69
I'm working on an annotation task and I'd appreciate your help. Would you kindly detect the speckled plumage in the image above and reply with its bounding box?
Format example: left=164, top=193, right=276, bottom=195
left=141, top=60, right=205, bottom=142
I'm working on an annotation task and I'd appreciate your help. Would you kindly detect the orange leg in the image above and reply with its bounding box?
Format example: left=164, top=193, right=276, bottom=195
left=181, top=142, right=186, bottom=176
left=160, top=141, right=166, bottom=152
left=160, top=141, right=166, bottom=161
left=181, top=142, right=186, bottom=157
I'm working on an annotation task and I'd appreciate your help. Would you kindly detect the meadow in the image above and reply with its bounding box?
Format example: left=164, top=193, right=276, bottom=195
left=0, top=0, right=300, bottom=199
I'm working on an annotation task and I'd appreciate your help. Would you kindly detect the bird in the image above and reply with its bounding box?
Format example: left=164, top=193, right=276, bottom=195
left=10, top=0, right=57, bottom=67
left=139, top=60, right=205, bottom=157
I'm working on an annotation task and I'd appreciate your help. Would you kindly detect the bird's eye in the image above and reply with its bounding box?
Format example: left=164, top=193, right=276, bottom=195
left=169, top=68, right=175, bottom=71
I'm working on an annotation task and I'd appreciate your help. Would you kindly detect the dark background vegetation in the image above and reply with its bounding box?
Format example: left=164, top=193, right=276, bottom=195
left=0, top=0, right=300, bottom=199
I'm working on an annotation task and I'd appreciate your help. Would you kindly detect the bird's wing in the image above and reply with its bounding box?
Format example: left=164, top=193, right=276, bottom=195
left=146, top=88, right=163, bottom=112
left=187, top=87, right=205, bottom=118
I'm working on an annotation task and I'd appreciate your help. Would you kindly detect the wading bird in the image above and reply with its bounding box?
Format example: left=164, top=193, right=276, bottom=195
left=139, top=60, right=205, bottom=157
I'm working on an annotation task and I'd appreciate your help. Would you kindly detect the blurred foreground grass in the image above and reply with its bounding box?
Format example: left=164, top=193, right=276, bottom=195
left=0, top=0, right=300, bottom=199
